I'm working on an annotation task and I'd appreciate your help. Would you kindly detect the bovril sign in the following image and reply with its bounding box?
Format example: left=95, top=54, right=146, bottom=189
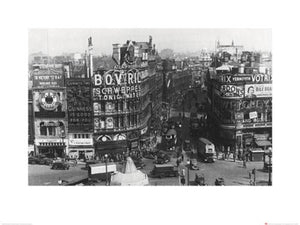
left=93, top=69, right=141, bottom=86
left=93, top=69, right=141, bottom=100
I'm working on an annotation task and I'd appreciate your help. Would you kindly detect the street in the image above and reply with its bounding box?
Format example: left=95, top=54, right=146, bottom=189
left=28, top=156, right=269, bottom=186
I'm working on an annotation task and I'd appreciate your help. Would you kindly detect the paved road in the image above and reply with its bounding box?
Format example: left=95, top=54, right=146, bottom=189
left=28, top=164, right=88, bottom=186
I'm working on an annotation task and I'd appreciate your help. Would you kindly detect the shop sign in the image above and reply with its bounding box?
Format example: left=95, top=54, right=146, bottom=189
left=35, top=138, right=65, bottom=144
left=33, top=74, right=64, bottom=88
left=69, top=139, right=93, bottom=146
left=219, top=85, right=244, bottom=98
left=249, top=111, right=258, bottom=119
left=254, top=134, right=269, bottom=141
left=245, top=84, right=272, bottom=98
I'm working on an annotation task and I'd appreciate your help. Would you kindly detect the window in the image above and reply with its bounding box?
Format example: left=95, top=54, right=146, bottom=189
left=244, top=113, right=249, bottom=120
left=120, top=116, right=124, bottom=128
left=48, top=126, right=55, bottom=136
left=40, top=122, right=47, bottom=136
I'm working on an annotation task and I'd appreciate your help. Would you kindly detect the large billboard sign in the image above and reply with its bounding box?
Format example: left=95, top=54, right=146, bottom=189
left=33, top=74, right=64, bottom=88
left=92, top=69, right=141, bottom=101
left=66, top=79, right=93, bottom=131
left=218, top=73, right=272, bottom=84
left=244, top=84, right=272, bottom=98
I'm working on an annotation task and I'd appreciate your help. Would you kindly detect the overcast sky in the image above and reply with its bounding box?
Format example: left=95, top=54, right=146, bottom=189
left=28, top=28, right=272, bottom=56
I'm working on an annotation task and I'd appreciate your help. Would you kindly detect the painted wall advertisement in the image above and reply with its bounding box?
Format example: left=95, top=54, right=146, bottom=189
left=244, top=84, right=272, bottom=98
left=33, top=74, right=65, bottom=88
left=92, top=69, right=141, bottom=101
left=66, top=79, right=93, bottom=131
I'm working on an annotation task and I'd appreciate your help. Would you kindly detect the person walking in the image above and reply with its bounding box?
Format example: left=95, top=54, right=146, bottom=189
left=252, top=168, right=256, bottom=186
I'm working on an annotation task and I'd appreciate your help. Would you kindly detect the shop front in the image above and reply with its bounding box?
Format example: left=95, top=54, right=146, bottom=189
left=68, top=136, right=94, bottom=160
left=35, top=138, right=67, bottom=158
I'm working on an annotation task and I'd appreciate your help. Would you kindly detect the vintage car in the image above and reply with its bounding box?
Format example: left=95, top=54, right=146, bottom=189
left=51, top=161, right=70, bottom=170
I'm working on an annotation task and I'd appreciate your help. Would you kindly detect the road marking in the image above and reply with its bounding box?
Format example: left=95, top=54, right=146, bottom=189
left=44, top=182, right=51, bottom=185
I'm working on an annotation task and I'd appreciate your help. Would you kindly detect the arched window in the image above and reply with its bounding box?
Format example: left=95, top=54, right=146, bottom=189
left=40, top=122, right=47, bottom=136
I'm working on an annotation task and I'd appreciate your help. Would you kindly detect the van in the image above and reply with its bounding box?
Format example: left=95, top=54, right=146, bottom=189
left=150, top=164, right=178, bottom=178
left=88, top=163, right=117, bottom=181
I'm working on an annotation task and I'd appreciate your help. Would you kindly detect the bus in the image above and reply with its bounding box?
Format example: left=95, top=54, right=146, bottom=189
left=197, top=137, right=216, bottom=162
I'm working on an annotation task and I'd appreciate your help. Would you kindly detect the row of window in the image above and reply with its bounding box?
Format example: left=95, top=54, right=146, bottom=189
left=73, top=134, right=91, bottom=139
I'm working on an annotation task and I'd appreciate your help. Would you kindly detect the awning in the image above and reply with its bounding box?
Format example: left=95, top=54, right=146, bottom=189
left=255, top=140, right=272, bottom=147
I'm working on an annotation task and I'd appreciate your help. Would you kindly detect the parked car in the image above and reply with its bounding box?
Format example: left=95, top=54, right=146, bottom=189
left=143, top=152, right=155, bottom=159
left=28, top=156, right=40, bottom=165
left=51, top=161, right=70, bottom=170
left=154, top=152, right=170, bottom=164
left=150, top=164, right=178, bottom=178
left=40, top=157, right=54, bottom=165
left=133, top=160, right=146, bottom=169
left=190, top=158, right=199, bottom=170
left=215, top=177, right=225, bottom=186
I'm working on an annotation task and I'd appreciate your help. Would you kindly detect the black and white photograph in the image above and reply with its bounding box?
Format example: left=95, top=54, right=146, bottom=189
left=1, top=1, right=300, bottom=225
left=28, top=28, right=272, bottom=186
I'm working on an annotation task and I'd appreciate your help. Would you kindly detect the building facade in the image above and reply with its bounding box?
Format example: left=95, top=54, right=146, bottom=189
left=32, top=66, right=68, bottom=157
left=92, top=37, right=161, bottom=156
left=207, top=63, right=272, bottom=153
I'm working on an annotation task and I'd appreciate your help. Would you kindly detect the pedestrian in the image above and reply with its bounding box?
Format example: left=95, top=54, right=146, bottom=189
left=238, top=149, right=241, bottom=161
left=243, top=158, right=247, bottom=168
left=252, top=168, right=256, bottom=185
left=249, top=171, right=252, bottom=180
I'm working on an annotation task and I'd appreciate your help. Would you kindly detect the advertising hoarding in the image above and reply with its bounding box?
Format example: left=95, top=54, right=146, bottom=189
left=245, top=84, right=272, bottom=98
left=33, top=74, right=65, bottom=88
left=219, top=84, right=245, bottom=98
left=92, top=69, right=141, bottom=101
left=66, top=79, right=93, bottom=131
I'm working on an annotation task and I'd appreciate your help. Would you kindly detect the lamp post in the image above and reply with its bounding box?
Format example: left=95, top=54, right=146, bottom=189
left=186, top=159, right=190, bottom=186
left=105, top=154, right=108, bottom=186
left=268, top=151, right=272, bottom=186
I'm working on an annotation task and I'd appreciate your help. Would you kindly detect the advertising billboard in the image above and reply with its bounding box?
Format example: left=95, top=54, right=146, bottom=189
left=218, top=73, right=272, bottom=84
left=66, top=79, right=93, bottom=132
left=244, top=84, right=272, bottom=98
left=33, top=74, right=65, bottom=88
left=219, top=84, right=245, bottom=98
left=92, top=69, right=141, bottom=101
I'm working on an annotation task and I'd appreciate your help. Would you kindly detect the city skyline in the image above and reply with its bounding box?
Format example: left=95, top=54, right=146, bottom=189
left=29, top=28, right=272, bottom=56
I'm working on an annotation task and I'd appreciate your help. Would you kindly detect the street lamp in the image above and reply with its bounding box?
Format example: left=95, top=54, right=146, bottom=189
left=104, top=154, right=108, bottom=186
left=268, top=150, right=272, bottom=186
left=186, top=159, right=190, bottom=186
